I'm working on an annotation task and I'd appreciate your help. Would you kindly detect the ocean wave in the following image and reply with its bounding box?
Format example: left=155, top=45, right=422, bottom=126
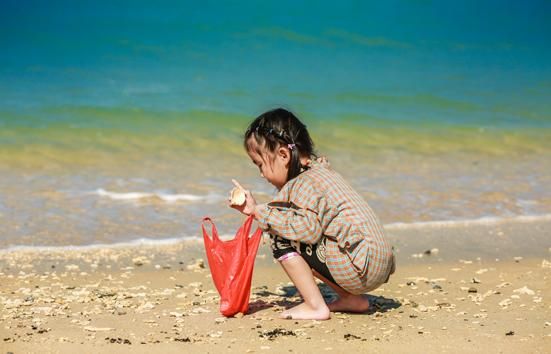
left=384, top=213, right=551, bottom=230
left=93, top=188, right=218, bottom=203
left=2, top=214, right=550, bottom=253
left=0, top=236, right=203, bottom=254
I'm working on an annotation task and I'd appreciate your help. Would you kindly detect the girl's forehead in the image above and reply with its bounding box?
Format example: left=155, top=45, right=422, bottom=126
left=246, top=137, right=268, bottom=161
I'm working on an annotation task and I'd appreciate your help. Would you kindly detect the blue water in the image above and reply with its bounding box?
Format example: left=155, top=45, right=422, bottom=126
left=1, top=1, right=549, bottom=125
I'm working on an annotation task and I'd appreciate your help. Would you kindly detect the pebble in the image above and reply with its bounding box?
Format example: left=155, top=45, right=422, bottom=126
left=132, top=257, right=149, bottom=266
left=423, top=248, right=439, bottom=256
left=137, top=302, right=155, bottom=312
left=187, top=259, right=205, bottom=271
left=191, top=307, right=211, bottom=314
left=209, top=331, right=223, bottom=338
left=65, top=264, right=80, bottom=271
left=418, top=305, right=428, bottom=312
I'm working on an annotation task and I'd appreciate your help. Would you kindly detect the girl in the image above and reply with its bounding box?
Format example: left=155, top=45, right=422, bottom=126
left=231, top=108, right=395, bottom=320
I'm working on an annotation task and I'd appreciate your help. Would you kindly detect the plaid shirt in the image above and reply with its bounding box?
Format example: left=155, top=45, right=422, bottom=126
left=256, top=162, right=394, bottom=294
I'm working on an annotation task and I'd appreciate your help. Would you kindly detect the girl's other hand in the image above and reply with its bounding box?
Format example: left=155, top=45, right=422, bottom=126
left=229, top=179, right=257, bottom=216
left=316, top=156, right=331, bottom=168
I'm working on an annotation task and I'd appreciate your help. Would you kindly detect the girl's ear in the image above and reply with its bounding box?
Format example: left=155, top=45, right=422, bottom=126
left=277, top=146, right=291, bottom=162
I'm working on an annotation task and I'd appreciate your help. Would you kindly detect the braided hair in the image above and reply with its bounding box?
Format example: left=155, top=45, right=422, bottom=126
left=244, top=108, right=316, bottom=181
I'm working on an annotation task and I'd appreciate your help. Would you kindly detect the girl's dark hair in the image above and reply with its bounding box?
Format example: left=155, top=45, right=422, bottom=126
left=244, top=108, right=315, bottom=181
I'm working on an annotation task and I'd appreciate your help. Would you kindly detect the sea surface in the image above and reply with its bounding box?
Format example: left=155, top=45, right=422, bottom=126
left=0, top=1, right=550, bottom=248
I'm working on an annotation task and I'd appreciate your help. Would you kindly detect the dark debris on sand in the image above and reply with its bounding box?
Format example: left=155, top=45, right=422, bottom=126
left=105, top=337, right=132, bottom=345
left=259, top=328, right=296, bottom=341
left=344, top=333, right=366, bottom=341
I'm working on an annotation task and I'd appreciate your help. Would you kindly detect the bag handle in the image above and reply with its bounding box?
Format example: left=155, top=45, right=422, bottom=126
left=201, top=217, right=219, bottom=241
left=202, top=215, right=257, bottom=242
left=239, top=215, right=257, bottom=240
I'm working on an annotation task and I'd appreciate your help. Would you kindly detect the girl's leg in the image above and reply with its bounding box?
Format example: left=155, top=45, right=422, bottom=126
left=278, top=256, right=330, bottom=320
left=270, top=235, right=329, bottom=320
left=311, top=269, right=370, bottom=313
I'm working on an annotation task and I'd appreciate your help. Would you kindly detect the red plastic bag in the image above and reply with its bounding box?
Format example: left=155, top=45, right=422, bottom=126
left=201, top=215, right=263, bottom=317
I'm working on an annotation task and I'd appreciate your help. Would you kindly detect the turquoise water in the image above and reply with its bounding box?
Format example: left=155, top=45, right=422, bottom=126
left=0, top=1, right=550, bottom=248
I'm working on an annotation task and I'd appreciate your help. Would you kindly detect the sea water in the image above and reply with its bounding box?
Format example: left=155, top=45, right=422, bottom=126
left=0, top=1, right=550, bottom=248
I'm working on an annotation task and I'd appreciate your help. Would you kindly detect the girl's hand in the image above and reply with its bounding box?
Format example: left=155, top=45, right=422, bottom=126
left=316, top=156, right=331, bottom=168
left=229, top=179, right=257, bottom=216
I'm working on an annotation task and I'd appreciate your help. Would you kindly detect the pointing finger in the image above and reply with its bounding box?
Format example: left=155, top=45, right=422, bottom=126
left=231, top=179, right=245, bottom=190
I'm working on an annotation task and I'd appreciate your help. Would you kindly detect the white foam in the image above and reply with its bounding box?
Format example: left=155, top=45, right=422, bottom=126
left=384, top=214, right=551, bottom=230
left=2, top=214, right=550, bottom=253
left=0, top=234, right=236, bottom=254
left=94, top=188, right=215, bottom=203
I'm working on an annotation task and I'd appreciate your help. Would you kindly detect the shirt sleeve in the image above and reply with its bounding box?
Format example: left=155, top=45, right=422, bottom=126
left=255, top=175, right=330, bottom=244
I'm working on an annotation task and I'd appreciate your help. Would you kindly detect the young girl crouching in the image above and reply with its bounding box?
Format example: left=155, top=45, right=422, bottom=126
left=231, top=108, right=395, bottom=320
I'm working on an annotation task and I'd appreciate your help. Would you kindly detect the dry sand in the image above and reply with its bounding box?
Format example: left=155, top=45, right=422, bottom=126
left=1, top=218, right=550, bottom=353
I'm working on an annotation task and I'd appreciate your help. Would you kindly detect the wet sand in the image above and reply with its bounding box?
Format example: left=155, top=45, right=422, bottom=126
left=1, top=219, right=550, bottom=353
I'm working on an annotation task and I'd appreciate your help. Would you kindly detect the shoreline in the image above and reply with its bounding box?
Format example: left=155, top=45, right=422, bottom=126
left=1, top=218, right=550, bottom=353
left=1, top=212, right=550, bottom=254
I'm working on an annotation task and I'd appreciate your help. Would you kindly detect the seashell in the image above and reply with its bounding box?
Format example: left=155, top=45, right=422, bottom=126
left=230, top=187, right=246, bottom=206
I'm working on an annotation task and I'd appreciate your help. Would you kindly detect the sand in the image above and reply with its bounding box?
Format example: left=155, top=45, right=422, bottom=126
left=1, top=218, right=550, bottom=353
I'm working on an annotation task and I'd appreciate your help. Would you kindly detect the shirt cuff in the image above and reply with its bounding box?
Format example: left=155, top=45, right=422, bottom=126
left=254, top=204, right=272, bottom=231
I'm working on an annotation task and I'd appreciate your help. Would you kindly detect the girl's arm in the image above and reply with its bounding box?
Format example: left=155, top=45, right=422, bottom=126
left=231, top=177, right=332, bottom=245
left=253, top=203, right=323, bottom=245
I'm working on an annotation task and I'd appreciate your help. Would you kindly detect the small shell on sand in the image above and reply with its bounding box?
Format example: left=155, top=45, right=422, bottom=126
left=230, top=187, right=246, bottom=206
left=513, top=286, right=535, bottom=296
left=84, top=326, right=114, bottom=332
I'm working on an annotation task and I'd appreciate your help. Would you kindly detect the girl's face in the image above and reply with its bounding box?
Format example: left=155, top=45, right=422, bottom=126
left=246, top=137, right=290, bottom=190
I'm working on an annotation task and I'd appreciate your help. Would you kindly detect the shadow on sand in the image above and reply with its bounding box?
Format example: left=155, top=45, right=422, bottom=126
left=247, top=284, right=401, bottom=315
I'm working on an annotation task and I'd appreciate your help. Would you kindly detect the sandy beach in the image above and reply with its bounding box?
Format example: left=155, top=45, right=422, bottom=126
left=1, top=218, right=550, bottom=354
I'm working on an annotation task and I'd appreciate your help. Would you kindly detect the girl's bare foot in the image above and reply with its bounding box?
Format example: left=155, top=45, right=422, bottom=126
left=280, top=302, right=330, bottom=320
left=328, top=294, right=370, bottom=313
